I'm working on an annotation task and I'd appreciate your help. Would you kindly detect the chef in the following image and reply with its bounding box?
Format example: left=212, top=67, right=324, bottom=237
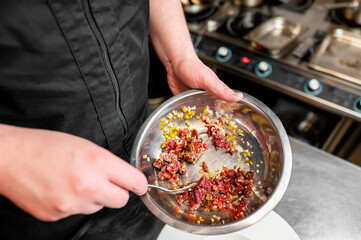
left=0, top=0, right=242, bottom=239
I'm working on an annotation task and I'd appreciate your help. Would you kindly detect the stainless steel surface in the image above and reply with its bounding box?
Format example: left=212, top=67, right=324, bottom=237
left=205, top=1, right=239, bottom=33
left=343, top=0, right=361, bottom=24
left=182, top=0, right=218, bottom=14
left=233, top=0, right=263, bottom=8
left=321, top=117, right=354, bottom=152
left=309, top=28, right=361, bottom=85
left=184, top=4, right=210, bottom=14
left=147, top=182, right=198, bottom=194
left=325, top=0, right=361, bottom=25
left=323, top=0, right=359, bottom=9
left=244, top=16, right=306, bottom=57
left=187, top=0, right=361, bottom=122
left=275, top=137, right=361, bottom=240
left=131, top=90, right=292, bottom=235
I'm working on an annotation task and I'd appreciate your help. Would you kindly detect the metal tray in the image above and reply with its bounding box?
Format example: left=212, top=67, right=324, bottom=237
left=308, top=28, right=361, bottom=85
left=244, top=16, right=306, bottom=57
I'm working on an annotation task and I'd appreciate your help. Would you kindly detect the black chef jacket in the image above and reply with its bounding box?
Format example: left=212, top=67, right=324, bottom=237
left=0, top=0, right=163, bottom=239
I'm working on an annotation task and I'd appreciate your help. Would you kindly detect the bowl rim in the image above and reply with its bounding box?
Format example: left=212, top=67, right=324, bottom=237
left=130, top=89, right=292, bottom=235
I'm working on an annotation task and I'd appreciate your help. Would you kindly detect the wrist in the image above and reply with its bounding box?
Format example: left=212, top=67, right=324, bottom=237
left=163, top=49, right=199, bottom=75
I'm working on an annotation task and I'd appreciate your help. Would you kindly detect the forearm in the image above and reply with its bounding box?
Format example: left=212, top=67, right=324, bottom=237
left=149, top=0, right=197, bottom=71
left=148, top=0, right=243, bottom=102
left=0, top=124, right=60, bottom=196
left=0, top=124, right=20, bottom=194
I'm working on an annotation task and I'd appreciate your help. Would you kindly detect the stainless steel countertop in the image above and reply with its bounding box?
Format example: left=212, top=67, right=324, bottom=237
left=275, top=137, right=361, bottom=240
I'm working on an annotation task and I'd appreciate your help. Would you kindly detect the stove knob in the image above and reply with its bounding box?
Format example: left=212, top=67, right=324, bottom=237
left=255, top=61, right=272, bottom=77
left=353, top=97, right=361, bottom=113
left=258, top=61, right=270, bottom=73
left=304, top=78, right=322, bottom=96
left=207, top=20, right=218, bottom=32
left=215, top=46, right=232, bottom=63
left=308, top=79, right=321, bottom=91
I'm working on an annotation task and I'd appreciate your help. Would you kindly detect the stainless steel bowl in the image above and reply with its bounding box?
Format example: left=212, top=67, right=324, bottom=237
left=130, top=90, right=292, bottom=235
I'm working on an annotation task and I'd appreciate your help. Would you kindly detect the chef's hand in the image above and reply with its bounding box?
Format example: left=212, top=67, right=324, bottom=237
left=148, top=0, right=242, bottom=102
left=166, top=56, right=243, bottom=102
left=0, top=124, right=147, bottom=221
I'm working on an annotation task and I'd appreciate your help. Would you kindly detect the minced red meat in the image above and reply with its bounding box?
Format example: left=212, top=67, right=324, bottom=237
left=153, top=128, right=209, bottom=182
left=201, top=115, right=235, bottom=155
left=175, top=167, right=255, bottom=219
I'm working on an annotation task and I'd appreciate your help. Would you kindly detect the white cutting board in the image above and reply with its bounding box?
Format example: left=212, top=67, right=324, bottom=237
left=157, top=211, right=300, bottom=240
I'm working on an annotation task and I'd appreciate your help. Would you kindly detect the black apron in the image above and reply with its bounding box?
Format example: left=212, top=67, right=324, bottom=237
left=0, top=0, right=163, bottom=239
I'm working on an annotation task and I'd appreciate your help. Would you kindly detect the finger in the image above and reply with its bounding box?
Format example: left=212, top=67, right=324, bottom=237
left=104, top=157, right=148, bottom=196
left=199, top=71, right=243, bottom=102
left=31, top=201, right=103, bottom=222
left=94, top=181, right=130, bottom=209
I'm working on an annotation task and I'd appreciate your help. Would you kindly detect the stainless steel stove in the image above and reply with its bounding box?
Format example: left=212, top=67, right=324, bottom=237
left=183, top=0, right=361, bottom=162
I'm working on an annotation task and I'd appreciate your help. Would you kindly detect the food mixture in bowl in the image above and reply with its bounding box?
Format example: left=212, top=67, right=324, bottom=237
left=150, top=105, right=257, bottom=222
left=132, top=90, right=292, bottom=234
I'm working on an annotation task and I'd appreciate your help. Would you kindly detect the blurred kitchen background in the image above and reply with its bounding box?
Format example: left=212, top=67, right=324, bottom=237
left=148, top=0, right=361, bottom=166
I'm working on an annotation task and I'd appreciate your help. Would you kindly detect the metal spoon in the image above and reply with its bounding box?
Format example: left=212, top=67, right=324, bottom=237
left=148, top=181, right=198, bottom=194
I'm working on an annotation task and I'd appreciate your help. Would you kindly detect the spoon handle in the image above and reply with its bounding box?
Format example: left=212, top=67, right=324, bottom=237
left=148, top=181, right=198, bottom=194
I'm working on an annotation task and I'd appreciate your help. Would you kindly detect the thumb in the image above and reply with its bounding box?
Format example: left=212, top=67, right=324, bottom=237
left=200, top=71, right=243, bottom=102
